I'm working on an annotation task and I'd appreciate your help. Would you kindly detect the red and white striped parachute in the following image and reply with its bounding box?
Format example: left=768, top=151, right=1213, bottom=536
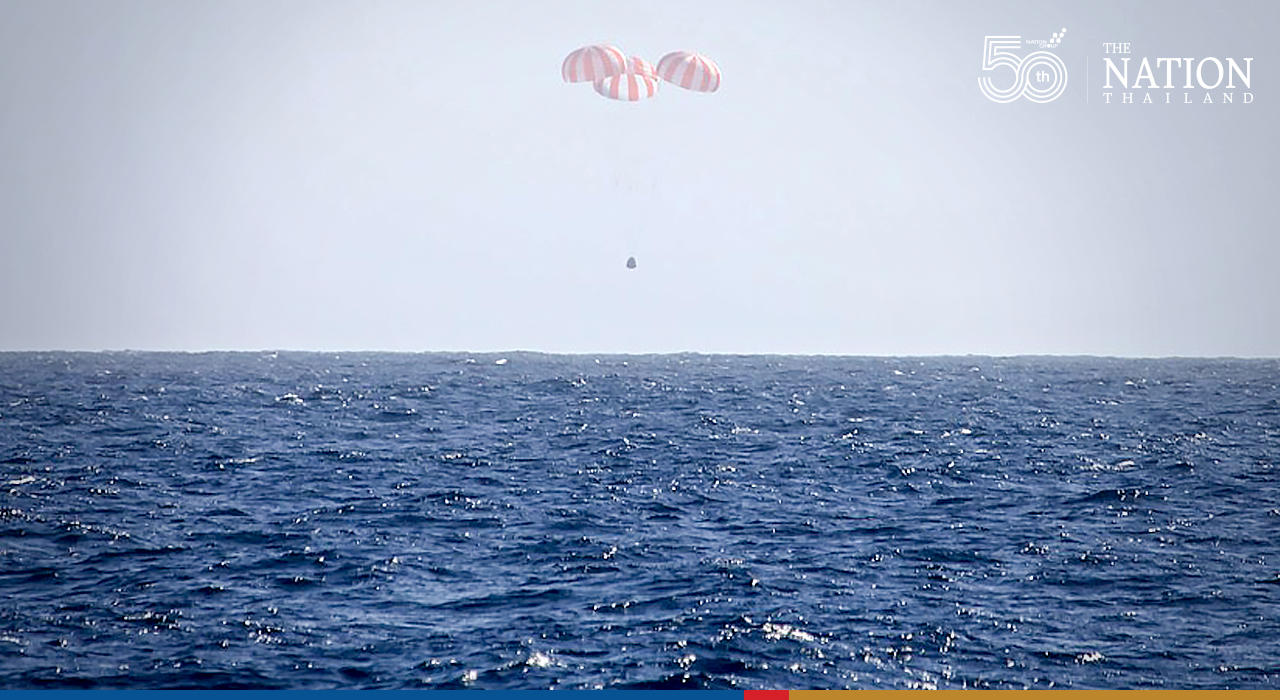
left=656, top=51, right=721, bottom=92
left=593, top=73, right=659, bottom=101
left=626, top=55, right=658, bottom=80
left=561, top=44, right=626, bottom=83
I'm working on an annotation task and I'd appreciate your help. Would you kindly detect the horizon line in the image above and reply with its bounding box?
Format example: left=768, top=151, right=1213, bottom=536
left=2, top=348, right=1277, bottom=361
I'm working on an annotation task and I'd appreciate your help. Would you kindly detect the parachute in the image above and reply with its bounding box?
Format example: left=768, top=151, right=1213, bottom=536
left=627, top=56, right=659, bottom=81
left=593, top=72, right=659, bottom=101
left=656, top=51, right=721, bottom=92
left=561, top=45, right=626, bottom=83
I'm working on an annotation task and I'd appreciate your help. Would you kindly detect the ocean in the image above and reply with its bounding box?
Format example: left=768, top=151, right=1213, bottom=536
left=1, top=351, right=1278, bottom=689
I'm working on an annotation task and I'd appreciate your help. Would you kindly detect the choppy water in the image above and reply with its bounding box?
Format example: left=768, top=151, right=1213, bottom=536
left=1, top=352, right=1278, bottom=689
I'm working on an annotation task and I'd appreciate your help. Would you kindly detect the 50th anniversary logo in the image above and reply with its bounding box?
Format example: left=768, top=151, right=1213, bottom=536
left=979, top=27, right=1255, bottom=105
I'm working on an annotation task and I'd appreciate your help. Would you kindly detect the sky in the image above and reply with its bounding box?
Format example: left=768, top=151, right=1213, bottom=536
left=1, top=0, right=1276, bottom=356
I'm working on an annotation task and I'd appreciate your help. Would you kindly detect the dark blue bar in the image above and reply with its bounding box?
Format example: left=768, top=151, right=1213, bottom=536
left=3, top=693, right=745, bottom=698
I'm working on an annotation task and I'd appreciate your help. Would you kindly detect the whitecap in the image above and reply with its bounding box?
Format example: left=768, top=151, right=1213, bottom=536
left=525, top=651, right=553, bottom=668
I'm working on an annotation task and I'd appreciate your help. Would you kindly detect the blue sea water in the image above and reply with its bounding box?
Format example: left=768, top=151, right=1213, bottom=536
left=1, top=351, right=1278, bottom=689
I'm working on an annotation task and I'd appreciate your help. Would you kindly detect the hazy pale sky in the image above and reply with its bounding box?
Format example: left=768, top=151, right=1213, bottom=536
left=1, top=0, right=1276, bottom=355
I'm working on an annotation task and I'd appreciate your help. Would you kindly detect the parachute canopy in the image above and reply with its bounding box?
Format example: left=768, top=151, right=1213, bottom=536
left=562, top=44, right=626, bottom=83
left=626, top=55, right=658, bottom=80
left=656, top=51, right=721, bottom=92
left=593, top=72, right=659, bottom=101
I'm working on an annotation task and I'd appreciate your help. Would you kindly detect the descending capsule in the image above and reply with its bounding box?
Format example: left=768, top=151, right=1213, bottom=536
left=626, top=256, right=637, bottom=269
